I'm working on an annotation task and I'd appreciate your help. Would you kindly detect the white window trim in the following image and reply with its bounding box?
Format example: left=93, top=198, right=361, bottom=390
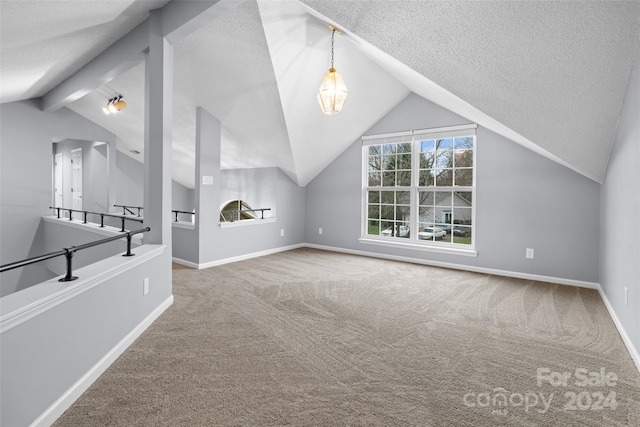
left=361, top=124, right=477, bottom=255
left=358, top=237, right=478, bottom=257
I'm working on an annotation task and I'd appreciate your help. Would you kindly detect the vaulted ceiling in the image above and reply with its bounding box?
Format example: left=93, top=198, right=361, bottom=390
left=2, top=1, right=639, bottom=188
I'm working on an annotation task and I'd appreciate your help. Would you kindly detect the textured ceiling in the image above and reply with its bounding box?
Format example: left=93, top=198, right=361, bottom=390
left=300, top=0, right=640, bottom=182
left=0, top=0, right=169, bottom=104
left=2, top=0, right=640, bottom=188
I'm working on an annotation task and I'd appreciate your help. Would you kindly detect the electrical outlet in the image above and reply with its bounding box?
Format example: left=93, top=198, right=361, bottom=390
left=280, top=229, right=285, bottom=237
left=143, top=277, right=149, bottom=296
left=525, top=248, right=535, bottom=259
left=625, top=287, right=628, bottom=307
left=319, top=227, right=323, bottom=235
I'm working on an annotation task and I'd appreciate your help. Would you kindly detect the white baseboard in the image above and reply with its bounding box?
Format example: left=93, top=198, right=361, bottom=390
left=596, top=285, right=640, bottom=373
left=173, top=243, right=305, bottom=270
left=171, top=256, right=199, bottom=269
left=31, top=295, right=174, bottom=427
left=305, top=243, right=599, bottom=289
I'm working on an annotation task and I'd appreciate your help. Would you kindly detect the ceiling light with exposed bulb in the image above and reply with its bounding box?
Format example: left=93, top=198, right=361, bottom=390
left=102, top=95, right=127, bottom=115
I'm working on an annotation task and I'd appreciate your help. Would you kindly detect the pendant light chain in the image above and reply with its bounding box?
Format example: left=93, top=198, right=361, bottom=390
left=330, top=28, right=335, bottom=70
left=317, top=24, right=348, bottom=115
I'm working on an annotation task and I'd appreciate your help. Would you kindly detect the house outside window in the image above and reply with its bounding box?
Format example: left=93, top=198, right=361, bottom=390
left=361, top=124, right=477, bottom=254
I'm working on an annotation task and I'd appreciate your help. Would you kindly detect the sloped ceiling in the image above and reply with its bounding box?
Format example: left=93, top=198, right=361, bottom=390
left=0, top=0, right=169, bottom=103
left=300, top=0, right=640, bottom=182
left=2, top=0, right=639, bottom=188
left=63, top=0, right=409, bottom=188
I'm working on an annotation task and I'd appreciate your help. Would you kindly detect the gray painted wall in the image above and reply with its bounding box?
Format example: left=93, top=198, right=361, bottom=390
left=115, top=151, right=194, bottom=212
left=172, top=225, right=197, bottom=262
left=39, top=219, right=141, bottom=277
left=1, top=220, right=56, bottom=296
left=172, top=107, right=306, bottom=265
left=0, top=246, right=170, bottom=427
left=197, top=167, right=305, bottom=262
left=305, top=93, right=601, bottom=283
left=173, top=180, right=195, bottom=213
left=220, top=168, right=277, bottom=217
left=0, top=100, right=116, bottom=295
left=600, top=45, right=640, bottom=355
left=115, top=152, right=145, bottom=208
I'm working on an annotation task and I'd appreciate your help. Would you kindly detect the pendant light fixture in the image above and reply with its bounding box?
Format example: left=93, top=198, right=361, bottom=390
left=317, top=25, right=348, bottom=115
left=102, top=95, right=127, bottom=115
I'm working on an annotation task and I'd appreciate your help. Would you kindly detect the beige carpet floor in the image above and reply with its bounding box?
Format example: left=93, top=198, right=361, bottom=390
left=55, top=248, right=640, bottom=426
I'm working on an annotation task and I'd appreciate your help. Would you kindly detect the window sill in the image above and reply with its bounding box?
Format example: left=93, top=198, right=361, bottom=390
left=219, top=217, right=277, bottom=229
left=358, top=237, right=477, bottom=257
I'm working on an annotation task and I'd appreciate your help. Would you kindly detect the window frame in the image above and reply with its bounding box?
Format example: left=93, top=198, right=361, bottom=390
left=359, top=124, right=478, bottom=257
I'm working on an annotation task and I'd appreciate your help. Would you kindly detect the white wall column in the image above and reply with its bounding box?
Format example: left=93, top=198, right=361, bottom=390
left=107, top=139, right=117, bottom=212
left=195, top=107, right=221, bottom=264
left=144, top=9, right=173, bottom=245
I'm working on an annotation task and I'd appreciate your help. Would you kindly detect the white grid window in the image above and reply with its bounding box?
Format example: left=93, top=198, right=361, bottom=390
left=362, top=124, right=476, bottom=249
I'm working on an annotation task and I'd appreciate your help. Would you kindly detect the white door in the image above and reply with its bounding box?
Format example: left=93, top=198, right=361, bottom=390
left=54, top=153, right=63, bottom=207
left=71, top=148, right=82, bottom=219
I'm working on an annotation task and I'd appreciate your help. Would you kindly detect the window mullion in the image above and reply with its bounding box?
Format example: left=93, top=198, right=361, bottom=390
left=410, top=134, right=419, bottom=241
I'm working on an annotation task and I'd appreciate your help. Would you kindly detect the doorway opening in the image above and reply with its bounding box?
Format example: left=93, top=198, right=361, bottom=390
left=52, top=140, right=109, bottom=219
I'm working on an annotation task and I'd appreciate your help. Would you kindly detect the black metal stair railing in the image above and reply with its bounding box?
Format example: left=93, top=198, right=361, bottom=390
left=172, top=210, right=195, bottom=222
left=114, top=204, right=143, bottom=217
left=114, top=205, right=196, bottom=223
left=0, top=227, right=150, bottom=282
left=54, top=205, right=199, bottom=224
left=50, top=207, right=143, bottom=232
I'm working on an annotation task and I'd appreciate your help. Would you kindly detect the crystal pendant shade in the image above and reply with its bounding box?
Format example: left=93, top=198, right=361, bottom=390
left=317, top=25, right=348, bottom=115
left=317, top=67, right=349, bottom=115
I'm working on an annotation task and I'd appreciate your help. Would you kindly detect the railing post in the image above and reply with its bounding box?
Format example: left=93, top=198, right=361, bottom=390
left=174, top=211, right=179, bottom=222
left=83, top=211, right=87, bottom=224
left=261, top=209, right=265, bottom=219
left=56, top=207, right=61, bottom=219
left=59, top=248, right=78, bottom=282
left=122, top=206, right=126, bottom=215
left=123, top=233, right=135, bottom=257
left=68, top=209, right=73, bottom=221
left=137, top=207, right=142, bottom=217
left=121, top=217, right=126, bottom=232
left=100, top=214, right=105, bottom=228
